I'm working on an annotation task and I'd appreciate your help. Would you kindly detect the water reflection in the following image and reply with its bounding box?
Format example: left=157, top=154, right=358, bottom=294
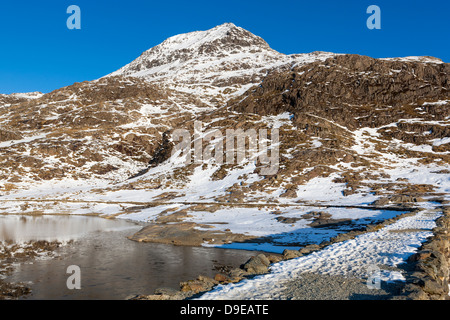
left=1, top=215, right=257, bottom=300
left=0, top=215, right=140, bottom=242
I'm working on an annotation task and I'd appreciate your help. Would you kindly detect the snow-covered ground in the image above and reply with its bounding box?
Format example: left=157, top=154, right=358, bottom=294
left=197, top=209, right=441, bottom=300
left=1, top=114, right=448, bottom=251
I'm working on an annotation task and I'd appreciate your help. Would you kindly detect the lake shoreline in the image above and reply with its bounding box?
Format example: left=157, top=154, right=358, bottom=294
left=0, top=214, right=259, bottom=300
left=0, top=240, right=63, bottom=299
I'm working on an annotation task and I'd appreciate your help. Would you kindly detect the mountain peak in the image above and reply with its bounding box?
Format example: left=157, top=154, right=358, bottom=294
left=209, top=22, right=238, bottom=31
left=105, top=23, right=341, bottom=106
left=108, top=23, right=277, bottom=80
left=216, top=22, right=237, bottom=28
left=155, top=22, right=269, bottom=52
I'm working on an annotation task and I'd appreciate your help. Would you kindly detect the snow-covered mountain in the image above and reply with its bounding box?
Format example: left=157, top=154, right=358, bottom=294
left=107, top=23, right=335, bottom=105
left=0, top=23, right=449, bottom=264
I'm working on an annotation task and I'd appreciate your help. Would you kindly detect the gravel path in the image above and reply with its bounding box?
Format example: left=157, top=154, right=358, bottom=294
left=279, top=272, right=404, bottom=300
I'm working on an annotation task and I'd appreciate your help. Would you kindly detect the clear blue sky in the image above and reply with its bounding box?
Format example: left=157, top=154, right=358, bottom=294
left=1, top=0, right=449, bottom=94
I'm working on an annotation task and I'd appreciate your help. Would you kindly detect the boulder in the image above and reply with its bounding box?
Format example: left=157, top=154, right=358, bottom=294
left=242, top=254, right=271, bottom=275
left=282, top=249, right=302, bottom=260
left=180, top=275, right=218, bottom=293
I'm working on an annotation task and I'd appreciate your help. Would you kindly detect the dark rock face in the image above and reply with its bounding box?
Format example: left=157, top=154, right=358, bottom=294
left=229, top=54, right=450, bottom=129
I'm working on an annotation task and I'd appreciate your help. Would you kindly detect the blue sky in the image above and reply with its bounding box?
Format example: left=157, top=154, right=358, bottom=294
left=0, top=0, right=449, bottom=94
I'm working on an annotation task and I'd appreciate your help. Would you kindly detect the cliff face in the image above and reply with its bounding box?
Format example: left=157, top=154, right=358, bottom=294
left=230, top=54, right=450, bottom=129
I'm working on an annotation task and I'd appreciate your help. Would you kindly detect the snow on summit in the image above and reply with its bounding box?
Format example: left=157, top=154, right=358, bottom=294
left=108, top=23, right=280, bottom=78
left=107, top=23, right=335, bottom=105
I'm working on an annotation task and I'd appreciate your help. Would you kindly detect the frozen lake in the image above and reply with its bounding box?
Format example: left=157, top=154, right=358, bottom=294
left=0, top=214, right=258, bottom=300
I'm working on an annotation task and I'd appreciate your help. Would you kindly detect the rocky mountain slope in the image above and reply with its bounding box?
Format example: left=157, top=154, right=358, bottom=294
left=0, top=23, right=449, bottom=254
left=107, top=23, right=336, bottom=105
